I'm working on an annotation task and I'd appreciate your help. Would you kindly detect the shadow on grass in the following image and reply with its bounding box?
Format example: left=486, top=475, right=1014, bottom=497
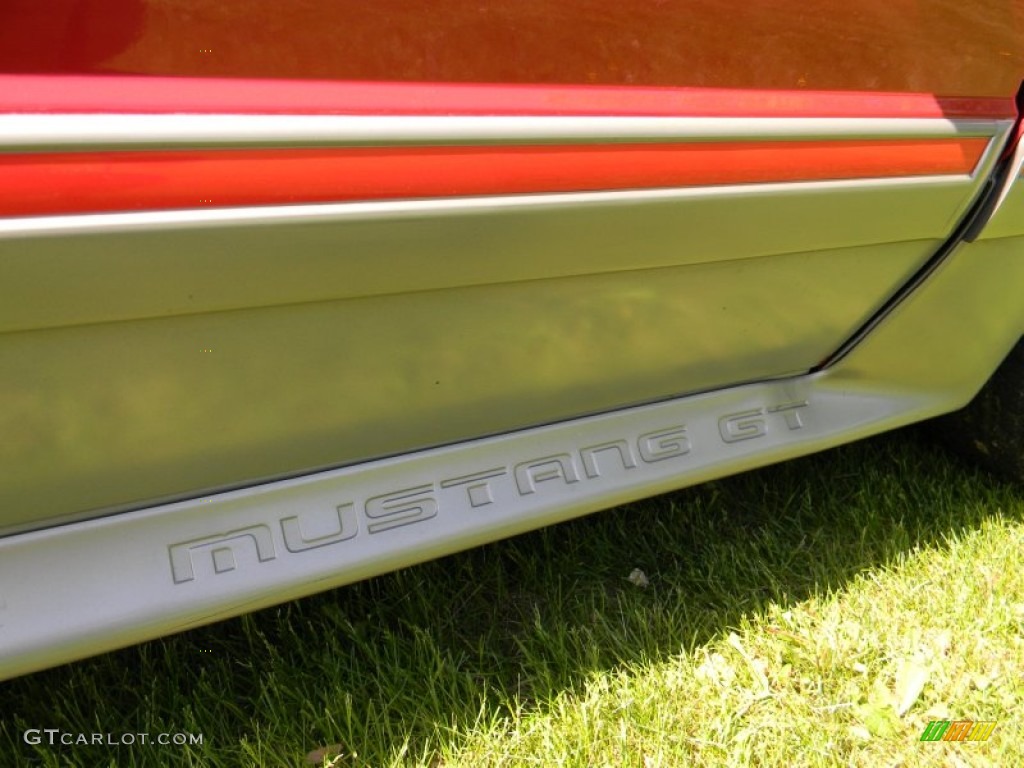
left=2, top=428, right=1021, bottom=766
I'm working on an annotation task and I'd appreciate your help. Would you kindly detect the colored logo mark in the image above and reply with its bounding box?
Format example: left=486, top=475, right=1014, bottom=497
left=920, top=720, right=997, bottom=742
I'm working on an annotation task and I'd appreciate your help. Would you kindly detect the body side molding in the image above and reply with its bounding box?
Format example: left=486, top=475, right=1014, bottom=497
left=3, top=221, right=1024, bottom=680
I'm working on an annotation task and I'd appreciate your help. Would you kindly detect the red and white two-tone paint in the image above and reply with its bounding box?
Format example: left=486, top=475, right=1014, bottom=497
left=0, top=0, right=1023, bottom=680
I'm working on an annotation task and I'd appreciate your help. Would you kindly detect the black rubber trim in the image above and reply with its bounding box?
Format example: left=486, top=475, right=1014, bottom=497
left=816, top=83, right=1024, bottom=372
left=964, top=82, right=1024, bottom=242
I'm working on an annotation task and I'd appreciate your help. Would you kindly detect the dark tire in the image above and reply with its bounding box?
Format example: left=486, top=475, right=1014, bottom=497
left=928, top=337, right=1024, bottom=483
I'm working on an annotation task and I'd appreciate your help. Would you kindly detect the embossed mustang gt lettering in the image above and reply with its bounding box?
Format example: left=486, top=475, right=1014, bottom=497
left=167, top=403, right=808, bottom=583
left=718, top=401, right=808, bottom=443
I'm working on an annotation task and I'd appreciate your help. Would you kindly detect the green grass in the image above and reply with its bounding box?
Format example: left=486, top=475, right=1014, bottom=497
left=2, top=429, right=1022, bottom=767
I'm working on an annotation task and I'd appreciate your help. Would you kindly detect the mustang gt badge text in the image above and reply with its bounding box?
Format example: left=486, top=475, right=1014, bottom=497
left=168, top=400, right=808, bottom=584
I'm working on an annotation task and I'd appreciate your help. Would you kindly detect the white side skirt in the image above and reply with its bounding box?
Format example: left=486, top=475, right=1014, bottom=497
left=0, top=369, right=922, bottom=680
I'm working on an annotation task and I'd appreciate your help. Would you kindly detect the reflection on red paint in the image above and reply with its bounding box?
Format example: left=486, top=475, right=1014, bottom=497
left=0, top=1, right=1020, bottom=102
left=0, top=76, right=1015, bottom=119
left=0, top=139, right=989, bottom=218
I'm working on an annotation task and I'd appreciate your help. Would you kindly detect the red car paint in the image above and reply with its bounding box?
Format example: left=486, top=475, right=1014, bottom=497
left=0, top=75, right=1015, bottom=119
left=0, top=2, right=1020, bottom=217
left=1, top=139, right=988, bottom=218
left=1, top=0, right=1022, bottom=99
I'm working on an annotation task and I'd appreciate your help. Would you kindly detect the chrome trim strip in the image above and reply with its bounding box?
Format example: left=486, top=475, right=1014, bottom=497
left=0, top=173, right=986, bottom=238
left=0, top=114, right=1006, bottom=150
